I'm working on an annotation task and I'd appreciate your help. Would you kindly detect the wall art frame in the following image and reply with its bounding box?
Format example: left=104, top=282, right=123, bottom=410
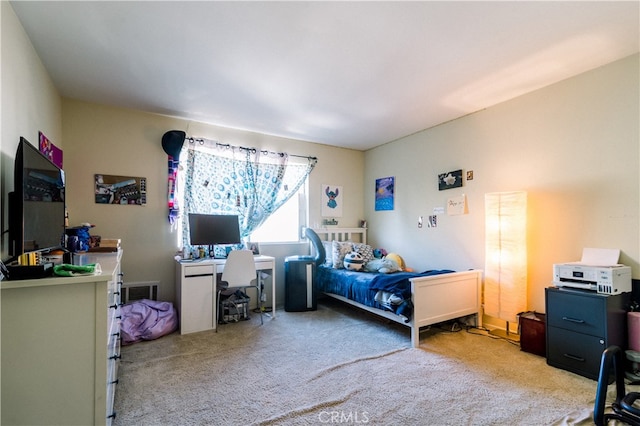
left=375, top=176, right=395, bottom=211
left=438, top=169, right=463, bottom=191
left=95, top=174, right=147, bottom=205
left=322, top=184, right=343, bottom=217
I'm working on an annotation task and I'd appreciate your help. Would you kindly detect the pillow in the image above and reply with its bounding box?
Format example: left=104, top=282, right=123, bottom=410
left=353, top=243, right=375, bottom=264
left=322, top=241, right=332, bottom=265
left=332, top=241, right=354, bottom=269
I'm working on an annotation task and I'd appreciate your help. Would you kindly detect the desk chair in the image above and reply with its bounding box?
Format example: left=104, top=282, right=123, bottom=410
left=218, top=249, right=263, bottom=325
left=594, top=345, right=640, bottom=426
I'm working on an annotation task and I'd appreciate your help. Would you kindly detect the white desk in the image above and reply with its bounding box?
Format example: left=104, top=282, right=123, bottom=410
left=175, top=255, right=276, bottom=334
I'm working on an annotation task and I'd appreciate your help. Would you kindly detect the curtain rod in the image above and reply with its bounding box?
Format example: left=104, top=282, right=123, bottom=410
left=186, top=137, right=317, bottom=161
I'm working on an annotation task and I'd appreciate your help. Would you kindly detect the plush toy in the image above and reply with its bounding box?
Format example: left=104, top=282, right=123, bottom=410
left=373, top=248, right=388, bottom=259
left=385, top=253, right=405, bottom=271
left=363, top=258, right=402, bottom=274
left=343, top=252, right=364, bottom=271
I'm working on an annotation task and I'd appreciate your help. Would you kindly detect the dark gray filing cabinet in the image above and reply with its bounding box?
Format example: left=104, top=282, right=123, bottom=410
left=545, top=286, right=630, bottom=380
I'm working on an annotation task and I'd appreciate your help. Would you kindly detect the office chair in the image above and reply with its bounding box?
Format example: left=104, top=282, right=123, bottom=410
left=594, top=345, right=640, bottom=426
left=218, top=249, right=263, bottom=325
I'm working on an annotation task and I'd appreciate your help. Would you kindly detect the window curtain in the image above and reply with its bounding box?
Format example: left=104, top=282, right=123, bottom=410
left=178, top=140, right=316, bottom=250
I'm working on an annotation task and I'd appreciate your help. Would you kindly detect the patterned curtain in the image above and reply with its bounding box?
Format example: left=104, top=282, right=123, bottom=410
left=178, top=140, right=316, bottom=250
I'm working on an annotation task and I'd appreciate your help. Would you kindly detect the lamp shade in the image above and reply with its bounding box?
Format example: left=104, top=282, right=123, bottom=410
left=484, top=191, right=527, bottom=324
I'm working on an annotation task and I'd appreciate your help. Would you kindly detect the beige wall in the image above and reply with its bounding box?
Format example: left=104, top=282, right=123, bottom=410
left=1, top=0, right=364, bottom=303
left=364, top=54, right=639, bottom=330
left=1, top=2, right=62, bottom=258
left=61, top=100, right=364, bottom=302
left=3, top=1, right=638, bottom=318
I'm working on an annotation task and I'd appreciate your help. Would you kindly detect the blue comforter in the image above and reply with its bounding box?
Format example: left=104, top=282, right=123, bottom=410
left=369, top=270, right=454, bottom=299
left=315, top=265, right=454, bottom=320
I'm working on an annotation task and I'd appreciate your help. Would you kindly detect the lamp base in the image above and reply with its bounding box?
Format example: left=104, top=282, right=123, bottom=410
left=489, top=328, right=520, bottom=342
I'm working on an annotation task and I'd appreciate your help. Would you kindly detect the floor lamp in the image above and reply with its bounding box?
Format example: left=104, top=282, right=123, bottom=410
left=484, top=191, right=527, bottom=340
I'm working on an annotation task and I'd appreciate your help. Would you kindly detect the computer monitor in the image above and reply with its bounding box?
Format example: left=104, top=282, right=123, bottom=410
left=188, top=213, right=242, bottom=257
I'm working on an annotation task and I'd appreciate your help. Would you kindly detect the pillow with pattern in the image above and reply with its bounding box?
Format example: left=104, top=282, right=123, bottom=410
left=332, top=241, right=354, bottom=269
left=353, top=243, right=375, bottom=264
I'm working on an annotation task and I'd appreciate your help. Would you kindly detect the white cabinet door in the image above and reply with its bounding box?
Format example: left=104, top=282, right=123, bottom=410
left=180, top=266, right=214, bottom=334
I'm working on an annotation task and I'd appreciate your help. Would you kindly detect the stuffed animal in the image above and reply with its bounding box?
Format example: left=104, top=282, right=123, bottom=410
left=384, top=253, right=414, bottom=272
left=363, top=258, right=402, bottom=274
left=373, top=248, right=387, bottom=259
left=343, top=252, right=364, bottom=271
left=385, top=253, right=405, bottom=271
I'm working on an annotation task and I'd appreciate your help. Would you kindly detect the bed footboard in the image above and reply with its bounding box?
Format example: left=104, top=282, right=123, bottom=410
left=409, top=270, right=483, bottom=348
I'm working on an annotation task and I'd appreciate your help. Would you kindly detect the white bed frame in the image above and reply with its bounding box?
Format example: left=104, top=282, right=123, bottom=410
left=310, top=227, right=483, bottom=348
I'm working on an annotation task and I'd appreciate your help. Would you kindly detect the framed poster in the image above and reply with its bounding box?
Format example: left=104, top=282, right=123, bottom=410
left=438, top=169, right=463, bottom=191
left=375, top=176, right=394, bottom=211
left=322, top=184, right=343, bottom=217
left=95, top=174, right=147, bottom=205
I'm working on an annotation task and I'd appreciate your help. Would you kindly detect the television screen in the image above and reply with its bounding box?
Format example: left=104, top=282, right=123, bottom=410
left=188, top=213, right=242, bottom=246
left=9, top=137, right=66, bottom=257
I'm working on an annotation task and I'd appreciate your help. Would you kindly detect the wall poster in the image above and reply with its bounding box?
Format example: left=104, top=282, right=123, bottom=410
left=322, top=184, right=343, bottom=217
left=375, top=176, right=395, bottom=211
left=447, top=194, right=468, bottom=215
left=95, top=174, right=147, bottom=205
left=438, top=169, right=463, bottom=191
left=39, top=131, right=63, bottom=169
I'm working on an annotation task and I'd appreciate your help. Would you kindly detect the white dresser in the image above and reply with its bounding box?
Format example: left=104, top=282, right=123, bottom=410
left=1, top=249, right=123, bottom=425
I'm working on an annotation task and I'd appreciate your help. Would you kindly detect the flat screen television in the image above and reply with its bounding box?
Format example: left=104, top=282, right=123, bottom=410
left=188, top=213, right=242, bottom=253
left=8, top=137, right=66, bottom=259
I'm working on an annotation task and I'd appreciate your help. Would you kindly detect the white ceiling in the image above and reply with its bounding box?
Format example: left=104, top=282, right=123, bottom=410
left=10, top=1, right=639, bottom=151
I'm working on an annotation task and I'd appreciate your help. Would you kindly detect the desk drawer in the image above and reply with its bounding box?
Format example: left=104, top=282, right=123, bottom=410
left=254, top=260, right=274, bottom=270
left=546, top=290, right=605, bottom=336
left=547, top=326, right=605, bottom=380
left=214, top=258, right=273, bottom=272
left=184, top=264, right=214, bottom=277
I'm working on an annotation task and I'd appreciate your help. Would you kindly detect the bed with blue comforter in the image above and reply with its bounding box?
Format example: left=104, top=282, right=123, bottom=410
left=308, top=227, right=482, bottom=347
left=316, top=265, right=454, bottom=322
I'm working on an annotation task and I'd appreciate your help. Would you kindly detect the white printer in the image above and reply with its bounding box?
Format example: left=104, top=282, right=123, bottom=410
left=552, top=247, right=632, bottom=295
left=553, top=263, right=631, bottom=294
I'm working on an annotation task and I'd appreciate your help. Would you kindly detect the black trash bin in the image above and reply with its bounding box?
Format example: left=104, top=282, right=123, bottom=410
left=284, top=255, right=317, bottom=312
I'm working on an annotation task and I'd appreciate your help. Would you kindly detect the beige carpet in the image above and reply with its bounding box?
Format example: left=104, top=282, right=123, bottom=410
left=113, top=298, right=600, bottom=425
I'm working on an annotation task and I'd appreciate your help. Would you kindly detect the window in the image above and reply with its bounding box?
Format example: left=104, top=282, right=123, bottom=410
left=249, top=183, right=307, bottom=243
left=174, top=141, right=314, bottom=248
